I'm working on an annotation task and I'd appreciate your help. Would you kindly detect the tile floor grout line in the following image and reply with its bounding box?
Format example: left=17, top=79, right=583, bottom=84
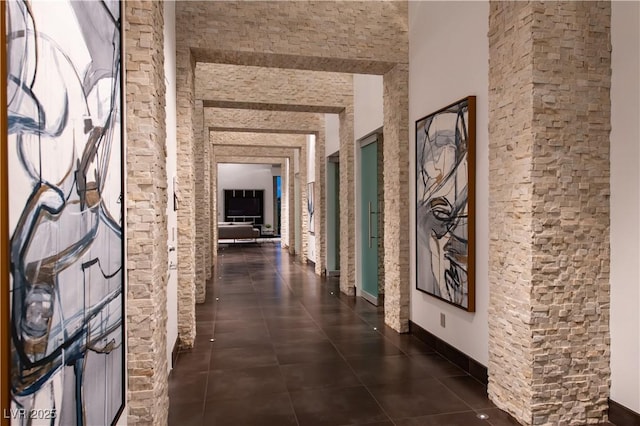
left=171, top=244, right=522, bottom=426
left=258, top=247, right=302, bottom=426
left=267, top=244, right=396, bottom=426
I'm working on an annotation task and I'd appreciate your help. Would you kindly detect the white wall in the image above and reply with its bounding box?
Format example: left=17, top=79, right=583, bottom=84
left=217, top=163, right=276, bottom=227
left=307, top=135, right=316, bottom=262
left=164, top=0, right=178, bottom=376
left=354, top=75, right=384, bottom=140
left=409, top=1, right=490, bottom=365
left=408, top=1, right=640, bottom=412
left=325, top=114, right=340, bottom=156
left=610, top=0, right=640, bottom=413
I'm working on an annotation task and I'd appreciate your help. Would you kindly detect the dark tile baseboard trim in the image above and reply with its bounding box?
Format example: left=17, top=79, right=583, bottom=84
left=409, top=321, right=640, bottom=425
left=409, top=320, right=488, bottom=385
left=609, top=399, right=640, bottom=426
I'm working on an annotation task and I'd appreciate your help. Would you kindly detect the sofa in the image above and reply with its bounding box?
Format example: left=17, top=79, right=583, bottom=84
left=217, top=222, right=260, bottom=240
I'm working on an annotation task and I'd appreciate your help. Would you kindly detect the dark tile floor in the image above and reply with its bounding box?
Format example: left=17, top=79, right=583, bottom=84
left=166, top=243, right=600, bottom=426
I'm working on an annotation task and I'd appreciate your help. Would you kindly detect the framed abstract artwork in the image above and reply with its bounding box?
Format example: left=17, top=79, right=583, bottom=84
left=307, top=182, right=315, bottom=235
left=415, top=96, right=476, bottom=312
left=2, top=2, right=10, bottom=423
left=3, top=1, right=125, bottom=424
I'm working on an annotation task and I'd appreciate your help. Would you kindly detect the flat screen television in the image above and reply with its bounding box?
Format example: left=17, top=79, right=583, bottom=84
left=227, top=197, right=261, bottom=216
left=224, top=189, right=264, bottom=223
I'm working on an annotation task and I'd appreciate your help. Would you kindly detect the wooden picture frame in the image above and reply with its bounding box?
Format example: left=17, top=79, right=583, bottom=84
left=415, top=96, right=476, bottom=312
left=2, top=2, right=10, bottom=424
left=3, top=1, right=125, bottom=423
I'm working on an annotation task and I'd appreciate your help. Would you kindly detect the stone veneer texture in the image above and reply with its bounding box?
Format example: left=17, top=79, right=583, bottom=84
left=382, top=63, right=410, bottom=333
left=314, top=127, right=327, bottom=276
left=206, top=108, right=324, bottom=134
left=300, top=144, right=309, bottom=264
left=284, top=158, right=294, bottom=253
left=200, top=80, right=342, bottom=275
left=210, top=147, right=218, bottom=266
left=193, top=100, right=206, bottom=303
left=203, top=117, right=212, bottom=281
left=205, top=107, right=327, bottom=275
left=377, top=136, right=385, bottom=295
left=124, top=1, right=169, bottom=424
left=177, top=0, right=407, bottom=324
left=339, top=104, right=356, bottom=296
left=488, top=2, right=611, bottom=425
left=178, top=1, right=407, bottom=73
left=197, top=64, right=353, bottom=113
left=175, top=44, right=196, bottom=348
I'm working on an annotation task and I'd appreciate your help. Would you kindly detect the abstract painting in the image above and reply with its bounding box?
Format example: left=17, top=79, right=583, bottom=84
left=4, top=1, right=125, bottom=424
left=307, top=182, right=315, bottom=235
left=415, top=97, right=476, bottom=312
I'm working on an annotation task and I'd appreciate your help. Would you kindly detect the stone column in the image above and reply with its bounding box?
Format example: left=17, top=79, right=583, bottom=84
left=488, top=2, right=611, bottom=424
left=300, top=145, right=308, bottom=264
left=315, top=128, right=327, bottom=276
left=204, top=122, right=212, bottom=281
left=288, top=157, right=296, bottom=255
left=339, top=103, right=356, bottom=295
left=377, top=136, right=385, bottom=296
left=175, top=43, right=196, bottom=348
left=382, top=63, right=410, bottom=333
left=124, top=1, right=168, bottom=424
left=193, top=100, right=206, bottom=303
left=210, top=135, right=218, bottom=268
left=281, top=158, right=290, bottom=250
left=279, top=159, right=287, bottom=244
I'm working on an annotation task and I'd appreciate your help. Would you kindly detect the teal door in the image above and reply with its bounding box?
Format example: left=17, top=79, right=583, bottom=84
left=360, top=138, right=378, bottom=304
left=327, top=160, right=340, bottom=272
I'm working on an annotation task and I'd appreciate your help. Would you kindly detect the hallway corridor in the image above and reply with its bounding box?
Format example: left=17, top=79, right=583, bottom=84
left=168, top=244, right=519, bottom=426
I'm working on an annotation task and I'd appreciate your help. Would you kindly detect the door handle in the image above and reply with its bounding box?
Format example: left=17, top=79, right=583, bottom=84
left=368, top=202, right=379, bottom=248
left=368, top=202, right=372, bottom=248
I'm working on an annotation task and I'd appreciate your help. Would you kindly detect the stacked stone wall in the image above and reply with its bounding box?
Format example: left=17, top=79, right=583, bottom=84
left=339, top=104, right=356, bottom=296
left=528, top=2, right=611, bottom=424
left=382, top=64, right=410, bottom=332
left=193, top=101, right=206, bottom=303
left=301, top=144, right=309, bottom=263
left=210, top=146, right=217, bottom=266
left=211, top=132, right=307, bottom=148
left=314, top=127, right=327, bottom=275
left=488, top=2, right=539, bottom=421
left=124, top=1, right=169, bottom=424
left=175, top=44, right=196, bottom=349
left=377, top=136, right=385, bottom=295
left=178, top=1, right=407, bottom=73
left=205, top=109, right=323, bottom=134
left=196, top=68, right=355, bottom=274
left=203, top=118, right=212, bottom=281
left=196, top=64, right=352, bottom=112
left=177, top=0, right=407, bottom=332
left=488, top=2, right=612, bottom=424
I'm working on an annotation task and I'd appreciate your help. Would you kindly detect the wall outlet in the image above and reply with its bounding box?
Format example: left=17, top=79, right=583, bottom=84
left=440, top=313, right=446, bottom=328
